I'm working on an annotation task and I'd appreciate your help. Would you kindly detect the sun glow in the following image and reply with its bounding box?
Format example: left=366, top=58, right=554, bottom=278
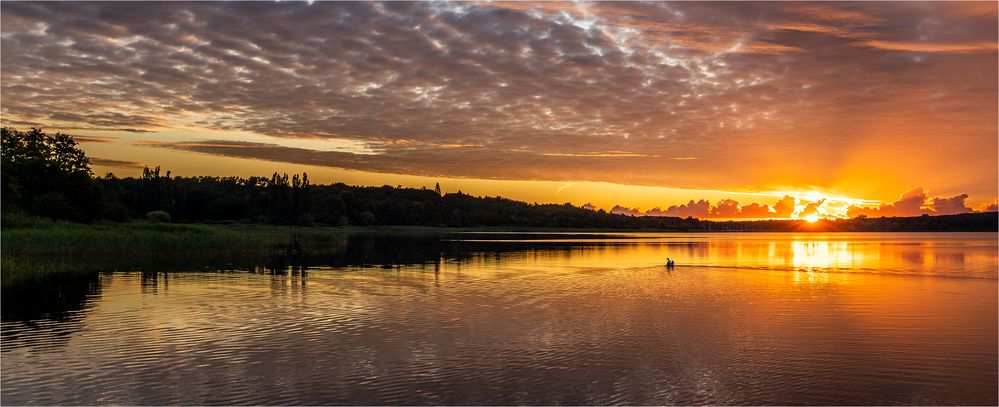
left=780, top=191, right=876, bottom=220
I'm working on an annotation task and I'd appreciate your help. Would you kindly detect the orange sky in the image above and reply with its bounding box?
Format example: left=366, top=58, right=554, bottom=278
left=1, top=1, right=996, bottom=219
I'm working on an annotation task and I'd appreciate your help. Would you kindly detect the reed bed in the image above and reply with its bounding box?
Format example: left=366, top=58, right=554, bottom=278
left=1, top=220, right=355, bottom=280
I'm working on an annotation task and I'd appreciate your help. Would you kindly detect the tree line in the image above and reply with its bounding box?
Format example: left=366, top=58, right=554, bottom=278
left=2, top=127, right=995, bottom=231
left=1, top=127, right=699, bottom=229
left=97, top=164, right=696, bottom=229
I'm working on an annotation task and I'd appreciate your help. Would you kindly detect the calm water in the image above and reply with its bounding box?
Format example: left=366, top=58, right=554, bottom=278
left=2, top=232, right=997, bottom=405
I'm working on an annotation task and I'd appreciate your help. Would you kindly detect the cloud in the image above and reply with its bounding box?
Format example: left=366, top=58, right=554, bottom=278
left=610, top=205, right=641, bottom=217
left=978, top=200, right=998, bottom=212
left=798, top=199, right=827, bottom=218
left=653, top=195, right=790, bottom=219
left=71, top=135, right=117, bottom=143
left=847, top=187, right=977, bottom=217
left=710, top=199, right=741, bottom=218
left=928, top=194, right=972, bottom=215
left=602, top=197, right=772, bottom=219
left=600, top=190, right=978, bottom=220
left=0, top=1, right=994, bottom=200
left=89, top=157, right=143, bottom=169
left=848, top=187, right=927, bottom=217
left=772, top=195, right=797, bottom=218
left=854, top=40, right=998, bottom=53
left=543, top=152, right=659, bottom=158
left=739, top=202, right=774, bottom=218
left=657, top=199, right=708, bottom=218
left=555, top=182, right=576, bottom=195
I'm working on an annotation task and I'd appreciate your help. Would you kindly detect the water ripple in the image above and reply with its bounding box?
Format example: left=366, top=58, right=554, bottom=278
left=3, top=233, right=997, bottom=405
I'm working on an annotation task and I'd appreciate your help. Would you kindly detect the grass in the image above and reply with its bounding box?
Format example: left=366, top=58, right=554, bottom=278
left=2, top=217, right=672, bottom=259
left=0, top=219, right=355, bottom=280
left=0, top=217, right=661, bottom=280
left=4, top=220, right=322, bottom=256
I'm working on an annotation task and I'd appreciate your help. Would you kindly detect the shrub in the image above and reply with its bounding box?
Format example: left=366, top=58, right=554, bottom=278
left=103, top=202, right=131, bottom=222
left=146, top=210, right=172, bottom=223
left=358, top=211, right=376, bottom=226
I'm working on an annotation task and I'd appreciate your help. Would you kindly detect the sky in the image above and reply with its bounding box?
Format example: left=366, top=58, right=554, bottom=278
left=1, top=1, right=996, bottom=219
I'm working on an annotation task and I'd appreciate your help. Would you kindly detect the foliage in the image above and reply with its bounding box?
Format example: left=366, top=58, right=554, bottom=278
left=0, top=222, right=355, bottom=282
left=1, top=127, right=105, bottom=222
left=146, top=210, right=172, bottom=223
left=93, top=171, right=695, bottom=229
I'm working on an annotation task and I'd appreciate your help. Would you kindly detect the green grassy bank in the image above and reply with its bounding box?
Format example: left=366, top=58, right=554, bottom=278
left=1, top=218, right=644, bottom=259
left=3, top=220, right=341, bottom=256
left=1, top=219, right=350, bottom=280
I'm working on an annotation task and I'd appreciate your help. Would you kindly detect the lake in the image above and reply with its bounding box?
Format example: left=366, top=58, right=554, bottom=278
left=2, top=232, right=996, bottom=405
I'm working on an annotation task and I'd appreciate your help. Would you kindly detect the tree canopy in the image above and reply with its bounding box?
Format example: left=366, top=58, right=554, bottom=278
left=1, top=127, right=106, bottom=222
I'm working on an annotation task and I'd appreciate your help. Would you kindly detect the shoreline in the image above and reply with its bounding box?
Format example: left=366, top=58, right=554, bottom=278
left=3, top=220, right=995, bottom=281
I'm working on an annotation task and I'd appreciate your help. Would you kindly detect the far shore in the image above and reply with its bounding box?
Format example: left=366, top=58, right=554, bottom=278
left=2, top=215, right=995, bottom=281
left=3, top=214, right=995, bottom=260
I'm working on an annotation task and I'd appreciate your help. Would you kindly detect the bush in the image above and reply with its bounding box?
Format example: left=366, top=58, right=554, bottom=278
left=103, top=202, right=131, bottom=222
left=358, top=211, right=376, bottom=226
left=146, top=210, right=172, bottom=223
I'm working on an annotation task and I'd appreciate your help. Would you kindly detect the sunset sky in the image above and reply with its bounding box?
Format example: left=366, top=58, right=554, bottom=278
left=1, top=1, right=996, bottom=219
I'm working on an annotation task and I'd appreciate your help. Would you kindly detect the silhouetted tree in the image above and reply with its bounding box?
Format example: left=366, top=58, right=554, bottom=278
left=1, top=127, right=106, bottom=221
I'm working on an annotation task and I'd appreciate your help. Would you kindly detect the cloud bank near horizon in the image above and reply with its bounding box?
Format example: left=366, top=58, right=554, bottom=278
left=602, top=187, right=989, bottom=219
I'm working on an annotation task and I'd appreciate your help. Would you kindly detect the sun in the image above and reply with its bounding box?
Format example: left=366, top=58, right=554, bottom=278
left=804, top=214, right=820, bottom=223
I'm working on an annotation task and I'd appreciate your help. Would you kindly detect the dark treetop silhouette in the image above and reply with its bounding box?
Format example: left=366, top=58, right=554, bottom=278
left=1, top=128, right=994, bottom=231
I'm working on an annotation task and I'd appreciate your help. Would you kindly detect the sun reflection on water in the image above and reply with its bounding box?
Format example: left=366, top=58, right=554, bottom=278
left=790, top=241, right=864, bottom=271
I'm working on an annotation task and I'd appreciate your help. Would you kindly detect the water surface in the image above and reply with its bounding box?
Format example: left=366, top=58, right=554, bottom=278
left=3, top=232, right=996, bottom=405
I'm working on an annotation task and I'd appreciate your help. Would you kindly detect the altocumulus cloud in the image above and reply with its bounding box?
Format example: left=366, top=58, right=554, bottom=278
left=1, top=1, right=996, bottom=196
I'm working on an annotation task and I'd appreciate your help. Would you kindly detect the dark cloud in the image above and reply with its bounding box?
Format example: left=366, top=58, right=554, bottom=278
left=582, top=189, right=981, bottom=219
left=711, top=199, right=741, bottom=218
left=597, top=196, right=787, bottom=219
left=89, top=157, right=143, bottom=169
left=137, top=139, right=682, bottom=182
left=0, top=1, right=995, bottom=197
left=71, top=135, right=117, bottom=143
left=663, top=199, right=712, bottom=218
left=848, top=187, right=927, bottom=217
left=739, top=202, right=775, bottom=218
left=636, top=196, right=793, bottom=219
left=928, top=194, right=972, bottom=215
left=610, top=205, right=641, bottom=217
left=847, top=187, right=976, bottom=217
